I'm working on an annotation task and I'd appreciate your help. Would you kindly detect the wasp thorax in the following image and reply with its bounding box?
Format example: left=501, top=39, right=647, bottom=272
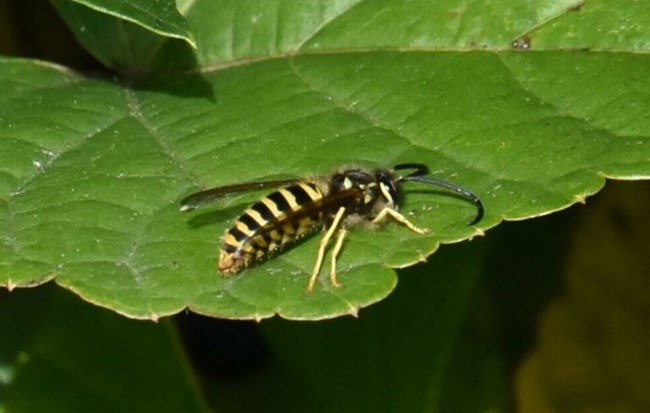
left=326, top=168, right=400, bottom=221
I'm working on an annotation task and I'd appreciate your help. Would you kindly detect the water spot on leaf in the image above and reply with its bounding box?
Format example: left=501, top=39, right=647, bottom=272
left=512, top=36, right=532, bottom=50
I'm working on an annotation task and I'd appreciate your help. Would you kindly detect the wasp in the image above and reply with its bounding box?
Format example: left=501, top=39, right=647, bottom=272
left=180, top=163, right=483, bottom=293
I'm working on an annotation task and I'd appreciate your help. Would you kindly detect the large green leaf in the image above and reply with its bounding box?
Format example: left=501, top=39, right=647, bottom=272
left=1, top=0, right=649, bottom=320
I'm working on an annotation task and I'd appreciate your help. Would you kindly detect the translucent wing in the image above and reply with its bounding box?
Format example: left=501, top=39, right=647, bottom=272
left=180, top=178, right=302, bottom=211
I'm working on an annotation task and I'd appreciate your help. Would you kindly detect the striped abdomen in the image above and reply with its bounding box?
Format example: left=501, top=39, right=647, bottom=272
left=219, top=182, right=326, bottom=274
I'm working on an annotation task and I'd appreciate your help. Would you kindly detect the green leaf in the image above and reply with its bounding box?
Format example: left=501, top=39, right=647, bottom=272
left=50, top=0, right=195, bottom=76
left=1, top=0, right=649, bottom=320
left=0, top=286, right=207, bottom=413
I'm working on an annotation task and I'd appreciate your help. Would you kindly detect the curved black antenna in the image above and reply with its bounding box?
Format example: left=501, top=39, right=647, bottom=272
left=400, top=174, right=484, bottom=225
left=393, top=163, right=429, bottom=178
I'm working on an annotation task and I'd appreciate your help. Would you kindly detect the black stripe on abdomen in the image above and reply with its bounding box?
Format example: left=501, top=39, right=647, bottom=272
left=286, top=183, right=318, bottom=206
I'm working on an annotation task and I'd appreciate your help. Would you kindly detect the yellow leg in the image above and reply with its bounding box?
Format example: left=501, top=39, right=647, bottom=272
left=329, top=228, right=348, bottom=289
left=306, top=206, right=346, bottom=293
left=371, top=207, right=430, bottom=234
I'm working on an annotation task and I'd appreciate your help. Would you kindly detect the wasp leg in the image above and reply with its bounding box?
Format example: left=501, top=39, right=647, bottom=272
left=372, top=207, right=430, bottom=234
left=329, top=228, right=348, bottom=289
left=307, top=206, right=346, bottom=293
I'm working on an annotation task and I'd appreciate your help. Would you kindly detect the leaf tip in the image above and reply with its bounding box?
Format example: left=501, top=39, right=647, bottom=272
left=573, top=194, right=588, bottom=204
left=473, top=227, right=486, bottom=237
left=347, top=305, right=359, bottom=318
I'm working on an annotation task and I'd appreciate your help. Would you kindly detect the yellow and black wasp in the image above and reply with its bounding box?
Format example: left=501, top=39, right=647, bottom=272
left=180, top=163, right=483, bottom=293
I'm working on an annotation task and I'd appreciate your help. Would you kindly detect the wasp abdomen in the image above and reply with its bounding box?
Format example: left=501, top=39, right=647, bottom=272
left=219, top=182, right=325, bottom=274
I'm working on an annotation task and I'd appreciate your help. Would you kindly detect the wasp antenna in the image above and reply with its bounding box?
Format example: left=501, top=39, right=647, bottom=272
left=393, top=163, right=429, bottom=178
left=403, top=176, right=484, bottom=225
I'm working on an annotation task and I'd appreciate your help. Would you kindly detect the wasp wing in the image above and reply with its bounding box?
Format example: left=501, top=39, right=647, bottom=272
left=180, top=178, right=304, bottom=211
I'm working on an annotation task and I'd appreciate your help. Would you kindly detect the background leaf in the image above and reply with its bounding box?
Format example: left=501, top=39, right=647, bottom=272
left=1, top=0, right=649, bottom=321
left=51, top=0, right=195, bottom=76
left=0, top=285, right=207, bottom=413
left=515, top=182, right=650, bottom=412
